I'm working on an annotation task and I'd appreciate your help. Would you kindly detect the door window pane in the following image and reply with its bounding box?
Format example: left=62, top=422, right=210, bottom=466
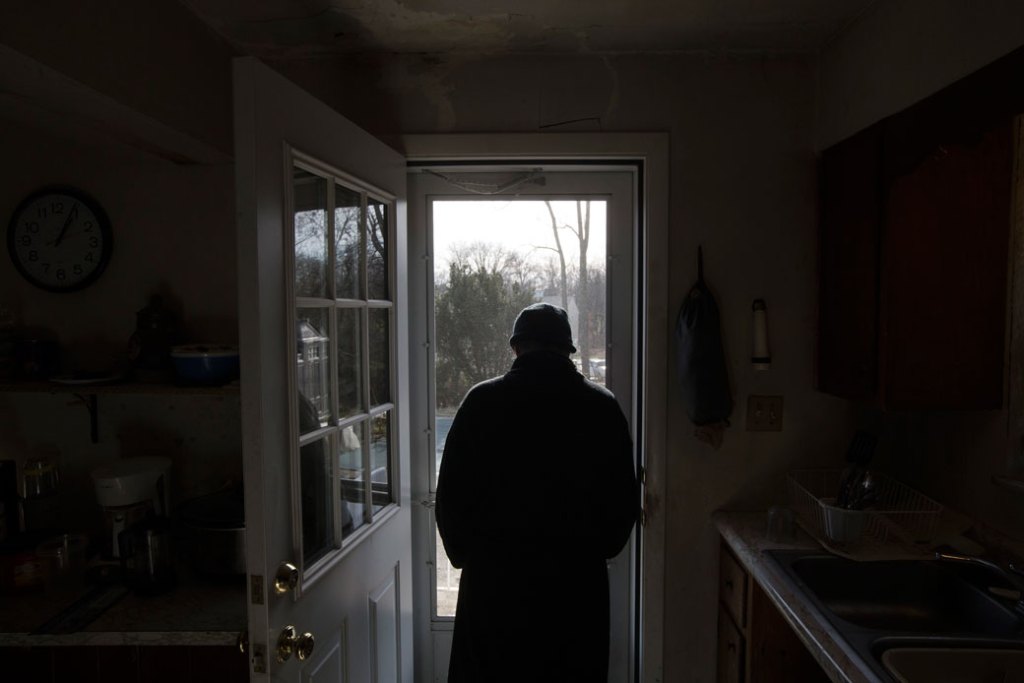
left=337, top=308, right=364, bottom=417
left=369, top=308, right=391, bottom=406
left=335, top=184, right=363, bottom=300
left=300, top=435, right=334, bottom=565
left=290, top=159, right=396, bottom=572
left=368, top=198, right=389, bottom=300
left=370, top=411, right=392, bottom=513
left=339, top=421, right=366, bottom=538
left=293, top=169, right=329, bottom=298
left=296, top=308, right=332, bottom=432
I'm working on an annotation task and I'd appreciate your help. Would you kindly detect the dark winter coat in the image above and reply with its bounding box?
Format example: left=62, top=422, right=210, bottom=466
left=435, top=350, right=639, bottom=683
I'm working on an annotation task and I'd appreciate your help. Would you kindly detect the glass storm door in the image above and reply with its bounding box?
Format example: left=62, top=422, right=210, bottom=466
left=235, top=57, right=412, bottom=682
left=408, top=168, right=637, bottom=682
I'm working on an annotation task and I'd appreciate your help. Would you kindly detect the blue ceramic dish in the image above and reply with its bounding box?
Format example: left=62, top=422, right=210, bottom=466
left=170, top=344, right=239, bottom=385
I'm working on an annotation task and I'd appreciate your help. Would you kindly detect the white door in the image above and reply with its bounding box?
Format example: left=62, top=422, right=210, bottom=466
left=407, top=168, right=638, bottom=682
left=235, top=57, right=412, bottom=682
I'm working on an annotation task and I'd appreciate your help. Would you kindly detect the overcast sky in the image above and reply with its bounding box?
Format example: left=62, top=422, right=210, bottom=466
left=432, top=199, right=608, bottom=275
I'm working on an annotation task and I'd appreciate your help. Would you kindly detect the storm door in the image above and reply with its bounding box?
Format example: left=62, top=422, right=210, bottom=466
left=408, top=168, right=638, bottom=682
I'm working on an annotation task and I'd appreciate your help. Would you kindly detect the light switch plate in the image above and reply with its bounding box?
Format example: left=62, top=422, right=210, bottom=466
left=746, top=395, right=783, bottom=431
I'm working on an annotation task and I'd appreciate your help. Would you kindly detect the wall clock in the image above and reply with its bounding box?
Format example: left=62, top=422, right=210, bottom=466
left=6, top=186, right=113, bottom=292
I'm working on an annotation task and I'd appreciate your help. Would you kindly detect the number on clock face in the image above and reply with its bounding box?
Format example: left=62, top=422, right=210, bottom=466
left=7, top=188, right=112, bottom=292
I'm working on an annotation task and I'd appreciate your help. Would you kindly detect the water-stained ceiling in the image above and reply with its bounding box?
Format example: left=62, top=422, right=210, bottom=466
left=180, top=0, right=883, bottom=57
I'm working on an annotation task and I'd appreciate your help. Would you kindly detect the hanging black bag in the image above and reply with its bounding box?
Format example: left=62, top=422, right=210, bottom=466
left=675, top=247, right=732, bottom=426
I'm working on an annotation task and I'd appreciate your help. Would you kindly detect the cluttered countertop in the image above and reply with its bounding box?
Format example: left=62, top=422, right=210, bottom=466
left=0, top=455, right=248, bottom=646
left=0, top=568, right=245, bottom=646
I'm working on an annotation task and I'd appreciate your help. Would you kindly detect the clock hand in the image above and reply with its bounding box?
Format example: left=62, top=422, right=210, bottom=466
left=54, top=203, right=78, bottom=247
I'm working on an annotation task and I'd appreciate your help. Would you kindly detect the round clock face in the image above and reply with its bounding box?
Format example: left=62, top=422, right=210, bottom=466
left=7, top=187, right=113, bottom=292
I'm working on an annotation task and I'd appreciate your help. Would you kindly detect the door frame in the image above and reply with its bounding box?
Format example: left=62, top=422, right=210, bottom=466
left=401, top=133, right=669, bottom=683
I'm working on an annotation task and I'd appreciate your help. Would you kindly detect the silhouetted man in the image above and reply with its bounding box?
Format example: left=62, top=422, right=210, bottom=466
left=436, top=303, right=639, bottom=683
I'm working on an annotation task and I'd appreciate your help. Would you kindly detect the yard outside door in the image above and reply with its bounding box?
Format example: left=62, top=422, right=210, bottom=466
left=235, top=57, right=412, bottom=682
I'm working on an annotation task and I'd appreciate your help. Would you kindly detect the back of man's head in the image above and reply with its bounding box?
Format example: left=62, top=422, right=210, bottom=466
left=509, top=303, right=576, bottom=356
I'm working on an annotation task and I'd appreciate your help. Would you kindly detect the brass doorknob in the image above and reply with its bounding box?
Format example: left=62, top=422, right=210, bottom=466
left=237, top=630, right=249, bottom=654
left=274, top=562, right=299, bottom=595
left=296, top=631, right=315, bottom=661
left=276, top=625, right=315, bottom=662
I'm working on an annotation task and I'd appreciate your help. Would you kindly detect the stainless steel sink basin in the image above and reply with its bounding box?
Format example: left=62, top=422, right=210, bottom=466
left=881, top=646, right=1024, bottom=683
left=765, top=550, right=1024, bottom=682
left=787, top=554, right=1022, bottom=635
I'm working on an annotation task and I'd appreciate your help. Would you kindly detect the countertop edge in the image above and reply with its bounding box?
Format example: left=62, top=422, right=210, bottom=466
left=0, top=630, right=239, bottom=647
left=713, top=510, right=886, bottom=683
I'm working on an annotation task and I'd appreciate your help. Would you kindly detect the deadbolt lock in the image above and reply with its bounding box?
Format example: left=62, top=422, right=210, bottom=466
left=274, top=562, right=299, bottom=595
left=276, top=625, right=315, bottom=662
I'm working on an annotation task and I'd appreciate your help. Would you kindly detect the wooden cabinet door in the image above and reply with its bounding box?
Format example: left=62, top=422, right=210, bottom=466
left=748, top=582, right=831, bottom=683
left=716, top=609, right=744, bottom=683
left=817, top=125, right=884, bottom=401
left=881, top=120, right=1013, bottom=408
left=817, top=117, right=1013, bottom=409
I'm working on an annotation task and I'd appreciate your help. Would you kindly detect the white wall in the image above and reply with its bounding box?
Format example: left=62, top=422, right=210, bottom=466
left=816, top=0, right=1024, bottom=148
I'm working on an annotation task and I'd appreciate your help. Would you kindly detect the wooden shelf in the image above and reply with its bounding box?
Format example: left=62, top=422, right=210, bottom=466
left=0, top=379, right=239, bottom=443
left=0, top=380, right=239, bottom=396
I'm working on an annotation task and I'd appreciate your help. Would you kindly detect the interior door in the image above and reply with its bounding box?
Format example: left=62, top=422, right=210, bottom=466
left=235, top=57, right=412, bottom=682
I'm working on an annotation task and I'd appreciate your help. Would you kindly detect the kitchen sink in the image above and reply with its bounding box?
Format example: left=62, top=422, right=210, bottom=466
left=765, top=550, right=1024, bottom=682
left=787, top=554, right=1023, bottom=635
left=880, top=646, right=1024, bottom=682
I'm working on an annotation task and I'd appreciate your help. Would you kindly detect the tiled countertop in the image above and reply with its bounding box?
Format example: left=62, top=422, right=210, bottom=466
left=0, top=568, right=246, bottom=647
left=714, top=510, right=887, bottom=683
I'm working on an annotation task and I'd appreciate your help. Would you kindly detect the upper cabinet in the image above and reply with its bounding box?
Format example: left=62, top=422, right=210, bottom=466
left=817, top=54, right=1020, bottom=409
left=818, top=126, right=885, bottom=402
left=879, top=121, right=1013, bottom=408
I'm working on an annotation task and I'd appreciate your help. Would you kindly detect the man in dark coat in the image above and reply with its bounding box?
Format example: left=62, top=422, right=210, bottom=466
left=436, top=303, right=639, bottom=683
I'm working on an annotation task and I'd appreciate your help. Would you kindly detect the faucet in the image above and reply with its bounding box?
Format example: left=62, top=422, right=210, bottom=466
left=935, top=551, right=1024, bottom=611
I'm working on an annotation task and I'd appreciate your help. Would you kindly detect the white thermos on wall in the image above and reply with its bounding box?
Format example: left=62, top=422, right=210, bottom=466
left=752, top=299, right=771, bottom=370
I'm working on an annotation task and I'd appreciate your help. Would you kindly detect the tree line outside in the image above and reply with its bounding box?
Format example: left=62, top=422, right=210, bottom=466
left=433, top=199, right=607, bottom=411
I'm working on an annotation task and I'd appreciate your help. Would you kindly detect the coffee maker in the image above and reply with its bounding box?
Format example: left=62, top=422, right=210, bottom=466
left=91, top=457, right=171, bottom=559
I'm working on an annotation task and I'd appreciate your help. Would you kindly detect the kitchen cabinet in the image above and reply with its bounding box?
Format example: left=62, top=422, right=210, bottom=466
left=816, top=116, right=1014, bottom=409
left=717, top=541, right=830, bottom=683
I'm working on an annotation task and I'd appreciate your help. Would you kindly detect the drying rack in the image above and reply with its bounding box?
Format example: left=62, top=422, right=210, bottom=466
left=787, top=469, right=944, bottom=561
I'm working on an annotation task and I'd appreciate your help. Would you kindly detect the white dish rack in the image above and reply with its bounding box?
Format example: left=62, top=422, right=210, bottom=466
left=787, top=469, right=944, bottom=560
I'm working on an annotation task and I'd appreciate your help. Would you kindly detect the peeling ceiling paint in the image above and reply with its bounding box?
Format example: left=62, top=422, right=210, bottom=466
left=180, top=0, right=884, bottom=57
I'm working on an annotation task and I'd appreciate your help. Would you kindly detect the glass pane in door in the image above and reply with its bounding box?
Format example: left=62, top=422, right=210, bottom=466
left=300, top=434, right=334, bottom=564
left=431, top=198, right=608, bottom=617
left=370, top=411, right=392, bottom=513
left=337, top=308, right=364, bottom=417
left=367, top=197, right=389, bottom=300
left=296, top=307, right=332, bottom=431
left=339, top=420, right=367, bottom=538
left=293, top=169, right=329, bottom=298
left=335, top=184, right=363, bottom=300
left=369, top=308, right=391, bottom=406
